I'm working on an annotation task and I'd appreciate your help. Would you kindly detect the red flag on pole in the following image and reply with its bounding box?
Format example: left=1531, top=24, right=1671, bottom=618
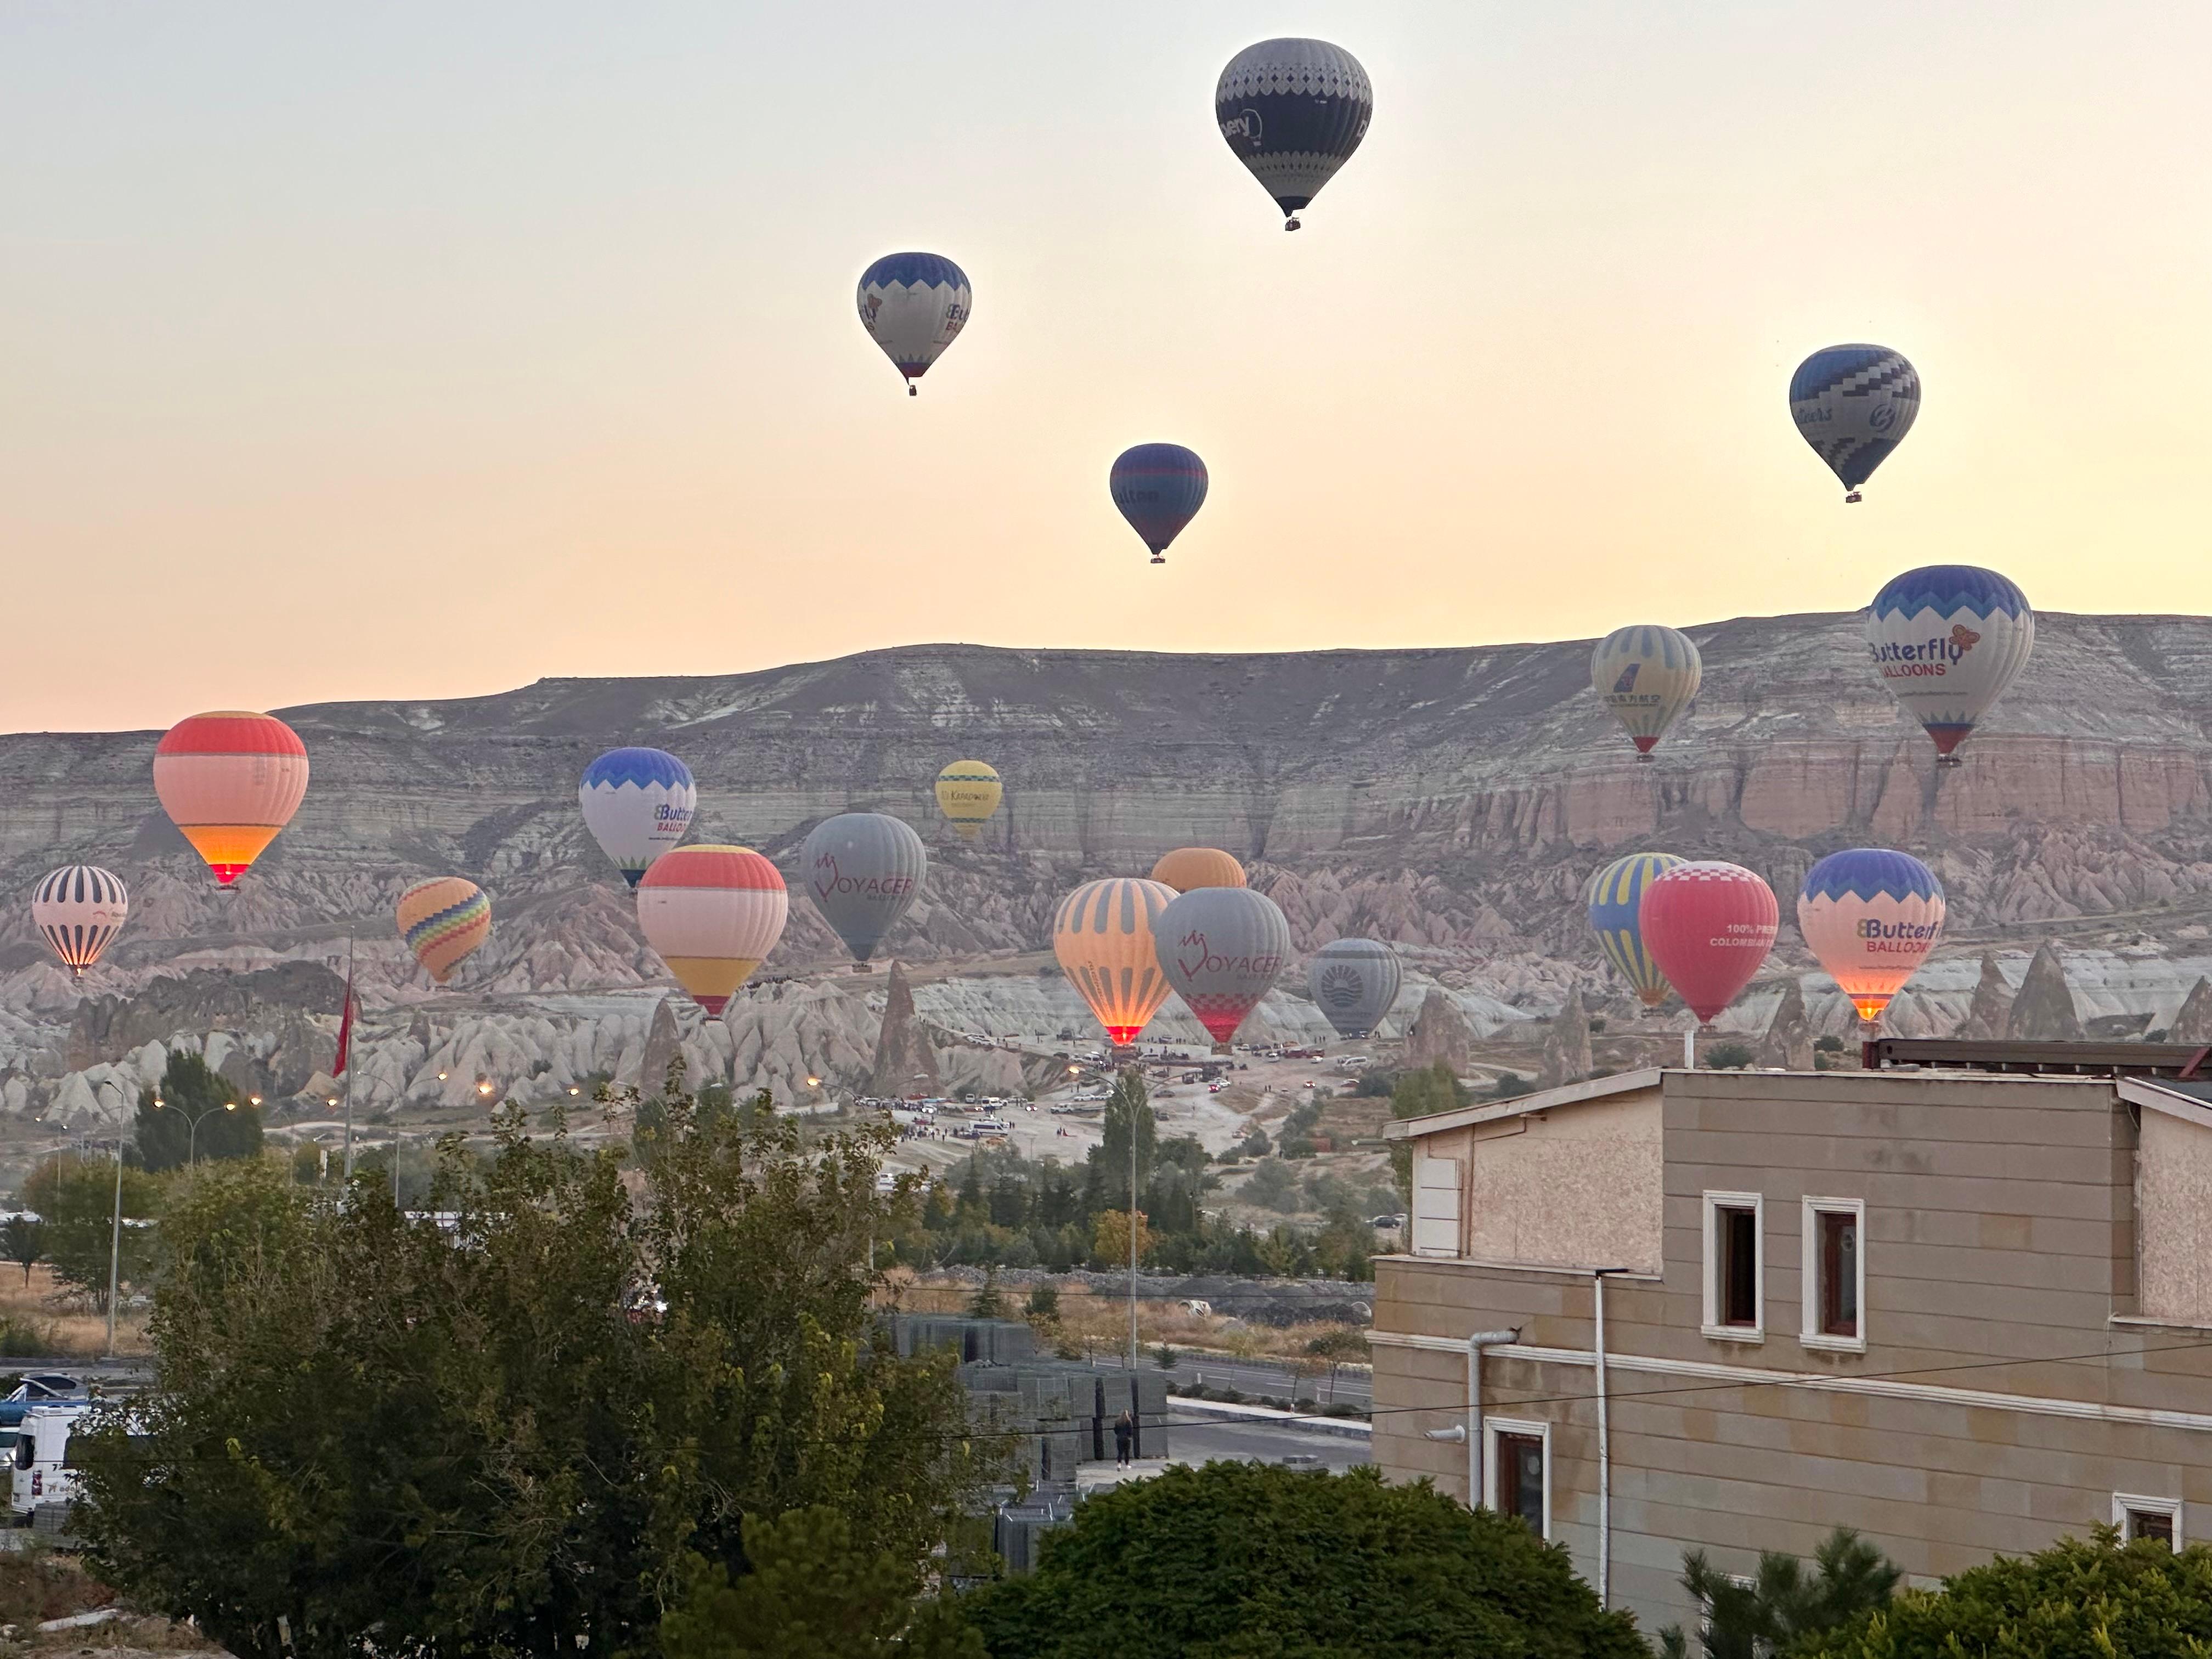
left=334, top=971, right=356, bottom=1077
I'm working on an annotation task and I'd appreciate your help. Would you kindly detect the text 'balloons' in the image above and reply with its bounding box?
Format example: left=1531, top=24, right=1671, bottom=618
left=153, top=711, right=310, bottom=887
left=1110, top=445, right=1208, bottom=565
left=1591, top=626, right=1701, bottom=760
left=636, top=845, right=789, bottom=1015
left=1158, top=885, right=1291, bottom=1047
left=1053, top=877, right=1176, bottom=1046
left=1216, top=38, right=1372, bottom=230
left=33, top=866, right=128, bottom=981
left=857, top=253, right=971, bottom=396
left=1638, top=861, right=1779, bottom=1026
left=1308, top=938, right=1403, bottom=1039
left=1150, top=847, right=1245, bottom=893
left=802, top=812, right=927, bottom=968
left=1798, top=849, right=1945, bottom=1024
left=1866, top=565, right=2034, bottom=765
left=1586, top=853, right=1686, bottom=1010
left=934, top=760, right=1002, bottom=841
left=398, top=877, right=492, bottom=987
left=1789, top=345, right=1920, bottom=503
left=579, top=748, right=696, bottom=888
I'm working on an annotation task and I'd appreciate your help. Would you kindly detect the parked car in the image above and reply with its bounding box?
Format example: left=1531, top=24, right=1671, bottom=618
left=0, top=1374, right=83, bottom=1431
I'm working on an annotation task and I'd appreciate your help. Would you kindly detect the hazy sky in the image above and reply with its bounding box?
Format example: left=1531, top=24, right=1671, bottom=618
left=4, top=2, right=2208, bottom=732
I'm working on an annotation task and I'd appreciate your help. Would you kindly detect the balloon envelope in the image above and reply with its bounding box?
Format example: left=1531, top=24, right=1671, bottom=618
left=32, top=865, right=128, bottom=980
left=934, top=760, right=1002, bottom=841
left=1308, top=938, right=1402, bottom=1039
left=398, top=877, right=492, bottom=987
left=1591, top=625, right=1702, bottom=758
left=579, top=748, right=696, bottom=887
left=1798, top=849, right=1945, bottom=1023
left=1216, top=38, right=1373, bottom=227
left=1158, top=887, right=1292, bottom=1046
left=636, top=845, right=788, bottom=1014
left=153, top=712, right=309, bottom=886
left=1053, top=878, right=1176, bottom=1045
left=1866, top=565, right=2034, bottom=761
left=856, top=252, right=970, bottom=392
left=1110, top=445, right=1209, bottom=561
left=1639, top=861, right=1779, bottom=1025
left=1789, top=345, right=1920, bottom=498
left=1587, top=853, right=1686, bottom=1009
left=801, top=812, right=927, bottom=965
left=1150, top=847, right=1246, bottom=893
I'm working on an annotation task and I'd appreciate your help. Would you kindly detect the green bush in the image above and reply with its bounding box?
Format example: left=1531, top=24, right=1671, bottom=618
left=1703, top=1042, right=1755, bottom=1071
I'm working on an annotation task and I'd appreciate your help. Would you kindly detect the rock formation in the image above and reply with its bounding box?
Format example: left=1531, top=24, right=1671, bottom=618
left=639, top=996, right=684, bottom=1098
left=1404, top=989, right=1475, bottom=1074
left=870, top=963, right=940, bottom=1098
left=1958, top=955, right=2015, bottom=1040
left=2174, top=978, right=2212, bottom=1043
left=2006, top=944, right=2085, bottom=1041
left=1758, top=978, right=1813, bottom=1071
left=1539, top=990, right=1594, bottom=1087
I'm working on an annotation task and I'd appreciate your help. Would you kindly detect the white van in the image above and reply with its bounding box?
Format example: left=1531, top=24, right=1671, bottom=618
left=13, top=1401, right=94, bottom=1521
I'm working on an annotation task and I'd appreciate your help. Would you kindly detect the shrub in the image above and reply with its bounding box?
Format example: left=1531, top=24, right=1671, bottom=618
left=1703, top=1042, right=1755, bottom=1071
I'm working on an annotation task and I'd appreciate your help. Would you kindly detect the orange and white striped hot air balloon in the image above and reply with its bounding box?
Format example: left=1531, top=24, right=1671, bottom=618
left=1149, top=847, right=1246, bottom=893
left=635, top=845, right=788, bottom=1015
left=1053, top=877, right=1176, bottom=1047
left=153, top=712, right=310, bottom=887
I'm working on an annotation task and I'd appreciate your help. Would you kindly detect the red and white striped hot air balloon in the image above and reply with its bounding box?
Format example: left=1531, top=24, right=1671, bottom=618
left=153, top=712, right=309, bottom=887
left=635, top=845, right=788, bottom=1014
left=32, top=865, right=129, bottom=980
left=1638, top=861, right=1779, bottom=1025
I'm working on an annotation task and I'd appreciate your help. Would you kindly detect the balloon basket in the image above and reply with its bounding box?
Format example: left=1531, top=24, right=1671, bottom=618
left=1284, top=217, right=1302, bottom=232
left=1934, top=754, right=1963, bottom=769
left=1843, top=490, right=1862, bottom=504
left=906, top=384, right=917, bottom=398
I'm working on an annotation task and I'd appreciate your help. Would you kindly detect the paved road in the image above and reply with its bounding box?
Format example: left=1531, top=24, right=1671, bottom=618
left=1163, top=1415, right=1371, bottom=1472
left=1167, top=1355, right=1373, bottom=1410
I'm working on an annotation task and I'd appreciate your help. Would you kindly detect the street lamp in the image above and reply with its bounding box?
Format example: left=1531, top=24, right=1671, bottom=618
left=154, top=1094, right=238, bottom=1168
left=89, top=1079, right=130, bottom=1359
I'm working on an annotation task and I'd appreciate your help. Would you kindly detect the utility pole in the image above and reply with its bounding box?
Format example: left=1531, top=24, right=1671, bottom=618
left=92, top=1079, right=126, bottom=1359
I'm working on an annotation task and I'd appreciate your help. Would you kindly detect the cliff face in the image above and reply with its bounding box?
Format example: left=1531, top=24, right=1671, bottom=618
left=7, top=610, right=2212, bottom=1124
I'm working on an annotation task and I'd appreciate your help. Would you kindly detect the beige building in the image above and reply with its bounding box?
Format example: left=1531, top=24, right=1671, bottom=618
left=1375, top=1053, right=2212, bottom=1637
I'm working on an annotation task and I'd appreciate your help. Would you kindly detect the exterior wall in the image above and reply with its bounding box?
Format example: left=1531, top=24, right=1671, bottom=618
left=2138, top=1105, right=2212, bottom=1325
left=1463, top=1088, right=1662, bottom=1273
left=1374, top=1069, right=2212, bottom=1641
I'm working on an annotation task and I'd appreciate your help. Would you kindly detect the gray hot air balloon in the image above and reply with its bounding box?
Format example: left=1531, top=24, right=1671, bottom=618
left=799, top=812, right=927, bottom=968
left=1307, top=938, right=1403, bottom=1039
left=1156, top=885, right=1292, bottom=1049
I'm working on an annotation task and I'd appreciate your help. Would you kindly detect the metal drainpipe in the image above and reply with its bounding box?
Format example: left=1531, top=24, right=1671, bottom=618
left=1465, top=1328, right=1518, bottom=1506
left=1593, top=1268, right=1628, bottom=1610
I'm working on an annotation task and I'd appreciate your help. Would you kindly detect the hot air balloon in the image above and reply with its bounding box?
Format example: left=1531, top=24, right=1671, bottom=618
left=1216, top=38, right=1372, bottom=231
left=1586, top=852, right=1686, bottom=1011
left=1591, top=625, right=1702, bottom=760
left=1799, top=849, right=1945, bottom=1025
left=636, top=845, right=789, bottom=1015
left=1638, top=861, right=1779, bottom=1025
left=1789, top=345, right=1920, bottom=503
left=856, top=253, right=971, bottom=396
left=1150, top=848, right=1245, bottom=893
left=32, top=866, right=128, bottom=981
left=1053, top=877, right=1176, bottom=1047
left=801, top=812, right=927, bottom=968
left=1866, top=566, right=2034, bottom=765
left=153, top=712, right=310, bottom=887
left=1308, top=938, right=1403, bottom=1039
left=579, top=748, right=696, bottom=888
left=397, top=877, right=492, bottom=987
left=1110, top=445, right=1208, bottom=565
left=934, top=760, right=1003, bottom=842
left=1158, top=887, right=1291, bottom=1049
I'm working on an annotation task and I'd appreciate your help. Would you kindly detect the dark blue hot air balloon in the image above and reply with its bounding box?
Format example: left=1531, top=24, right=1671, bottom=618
left=1110, top=444, right=1209, bottom=565
left=1216, top=38, right=1373, bottom=231
left=1788, top=345, right=1920, bottom=502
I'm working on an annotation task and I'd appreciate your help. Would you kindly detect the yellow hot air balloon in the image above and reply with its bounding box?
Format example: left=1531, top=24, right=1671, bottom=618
left=1053, top=877, right=1175, bottom=1046
left=935, top=760, right=1002, bottom=840
left=1149, top=847, right=1245, bottom=893
left=397, top=877, right=492, bottom=986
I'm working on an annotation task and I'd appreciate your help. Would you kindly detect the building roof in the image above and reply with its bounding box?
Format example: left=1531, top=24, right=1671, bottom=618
left=1383, top=1067, right=1663, bottom=1140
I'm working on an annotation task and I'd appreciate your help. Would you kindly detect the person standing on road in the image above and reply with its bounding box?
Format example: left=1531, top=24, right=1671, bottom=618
left=1114, top=1409, right=1135, bottom=1469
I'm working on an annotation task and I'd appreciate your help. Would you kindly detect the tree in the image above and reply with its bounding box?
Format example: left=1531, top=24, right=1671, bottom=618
left=659, top=1507, right=983, bottom=1659
left=956, top=1462, right=1645, bottom=1658
left=1306, top=1328, right=1368, bottom=1404
left=72, top=1087, right=992, bottom=1659
left=1096, top=1069, right=1156, bottom=1206
left=967, top=1267, right=1007, bottom=1320
left=19, top=1156, right=161, bottom=1310
left=1702, top=1042, right=1756, bottom=1072
left=0, top=1216, right=43, bottom=1285
left=1091, top=1209, right=1153, bottom=1270
left=1657, top=1527, right=1899, bottom=1657
left=1795, top=1527, right=2212, bottom=1658
left=1024, top=1283, right=1060, bottom=1321
left=133, top=1052, right=264, bottom=1172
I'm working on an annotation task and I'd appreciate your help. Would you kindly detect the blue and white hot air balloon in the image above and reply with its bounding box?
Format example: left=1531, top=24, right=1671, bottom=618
left=856, top=253, right=972, bottom=396
left=1788, top=345, right=1920, bottom=502
left=1798, top=849, right=1945, bottom=1025
left=579, top=748, right=697, bottom=888
left=1216, top=38, right=1372, bottom=231
left=1586, top=851, right=1685, bottom=1010
left=1865, top=566, right=2034, bottom=765
left=1110, top=444, right=1209, bottom=565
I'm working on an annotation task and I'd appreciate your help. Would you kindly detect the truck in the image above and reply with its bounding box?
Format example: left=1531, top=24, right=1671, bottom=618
left=12, top=1400, right=95, bottom=1523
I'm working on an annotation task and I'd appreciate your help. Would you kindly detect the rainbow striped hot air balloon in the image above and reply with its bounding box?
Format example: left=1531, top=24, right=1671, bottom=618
left=153, top=712, right=310, bottom=886
left=1587, top=852, right=1686, bottom=1009
left=397, top=877, right=492, bottom=987
left=1053, top=877, right=1176, bottom=1047
left=1798, top=849, right=1946, bottom=1024
left=636, top=845, right=788, bottom=1015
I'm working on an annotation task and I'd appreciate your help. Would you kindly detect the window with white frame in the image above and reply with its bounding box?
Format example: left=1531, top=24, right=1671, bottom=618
left=2115, top=1493, right=2183, bottom=1548
left=1701, top=1191, right=1764, bottom=1340
left=1483, top=1417, right=1550, bottom=1538
left=1801, top=1197, right=1866, bottom=1351
left=1411, top=1156, right=1462, bottom=1258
